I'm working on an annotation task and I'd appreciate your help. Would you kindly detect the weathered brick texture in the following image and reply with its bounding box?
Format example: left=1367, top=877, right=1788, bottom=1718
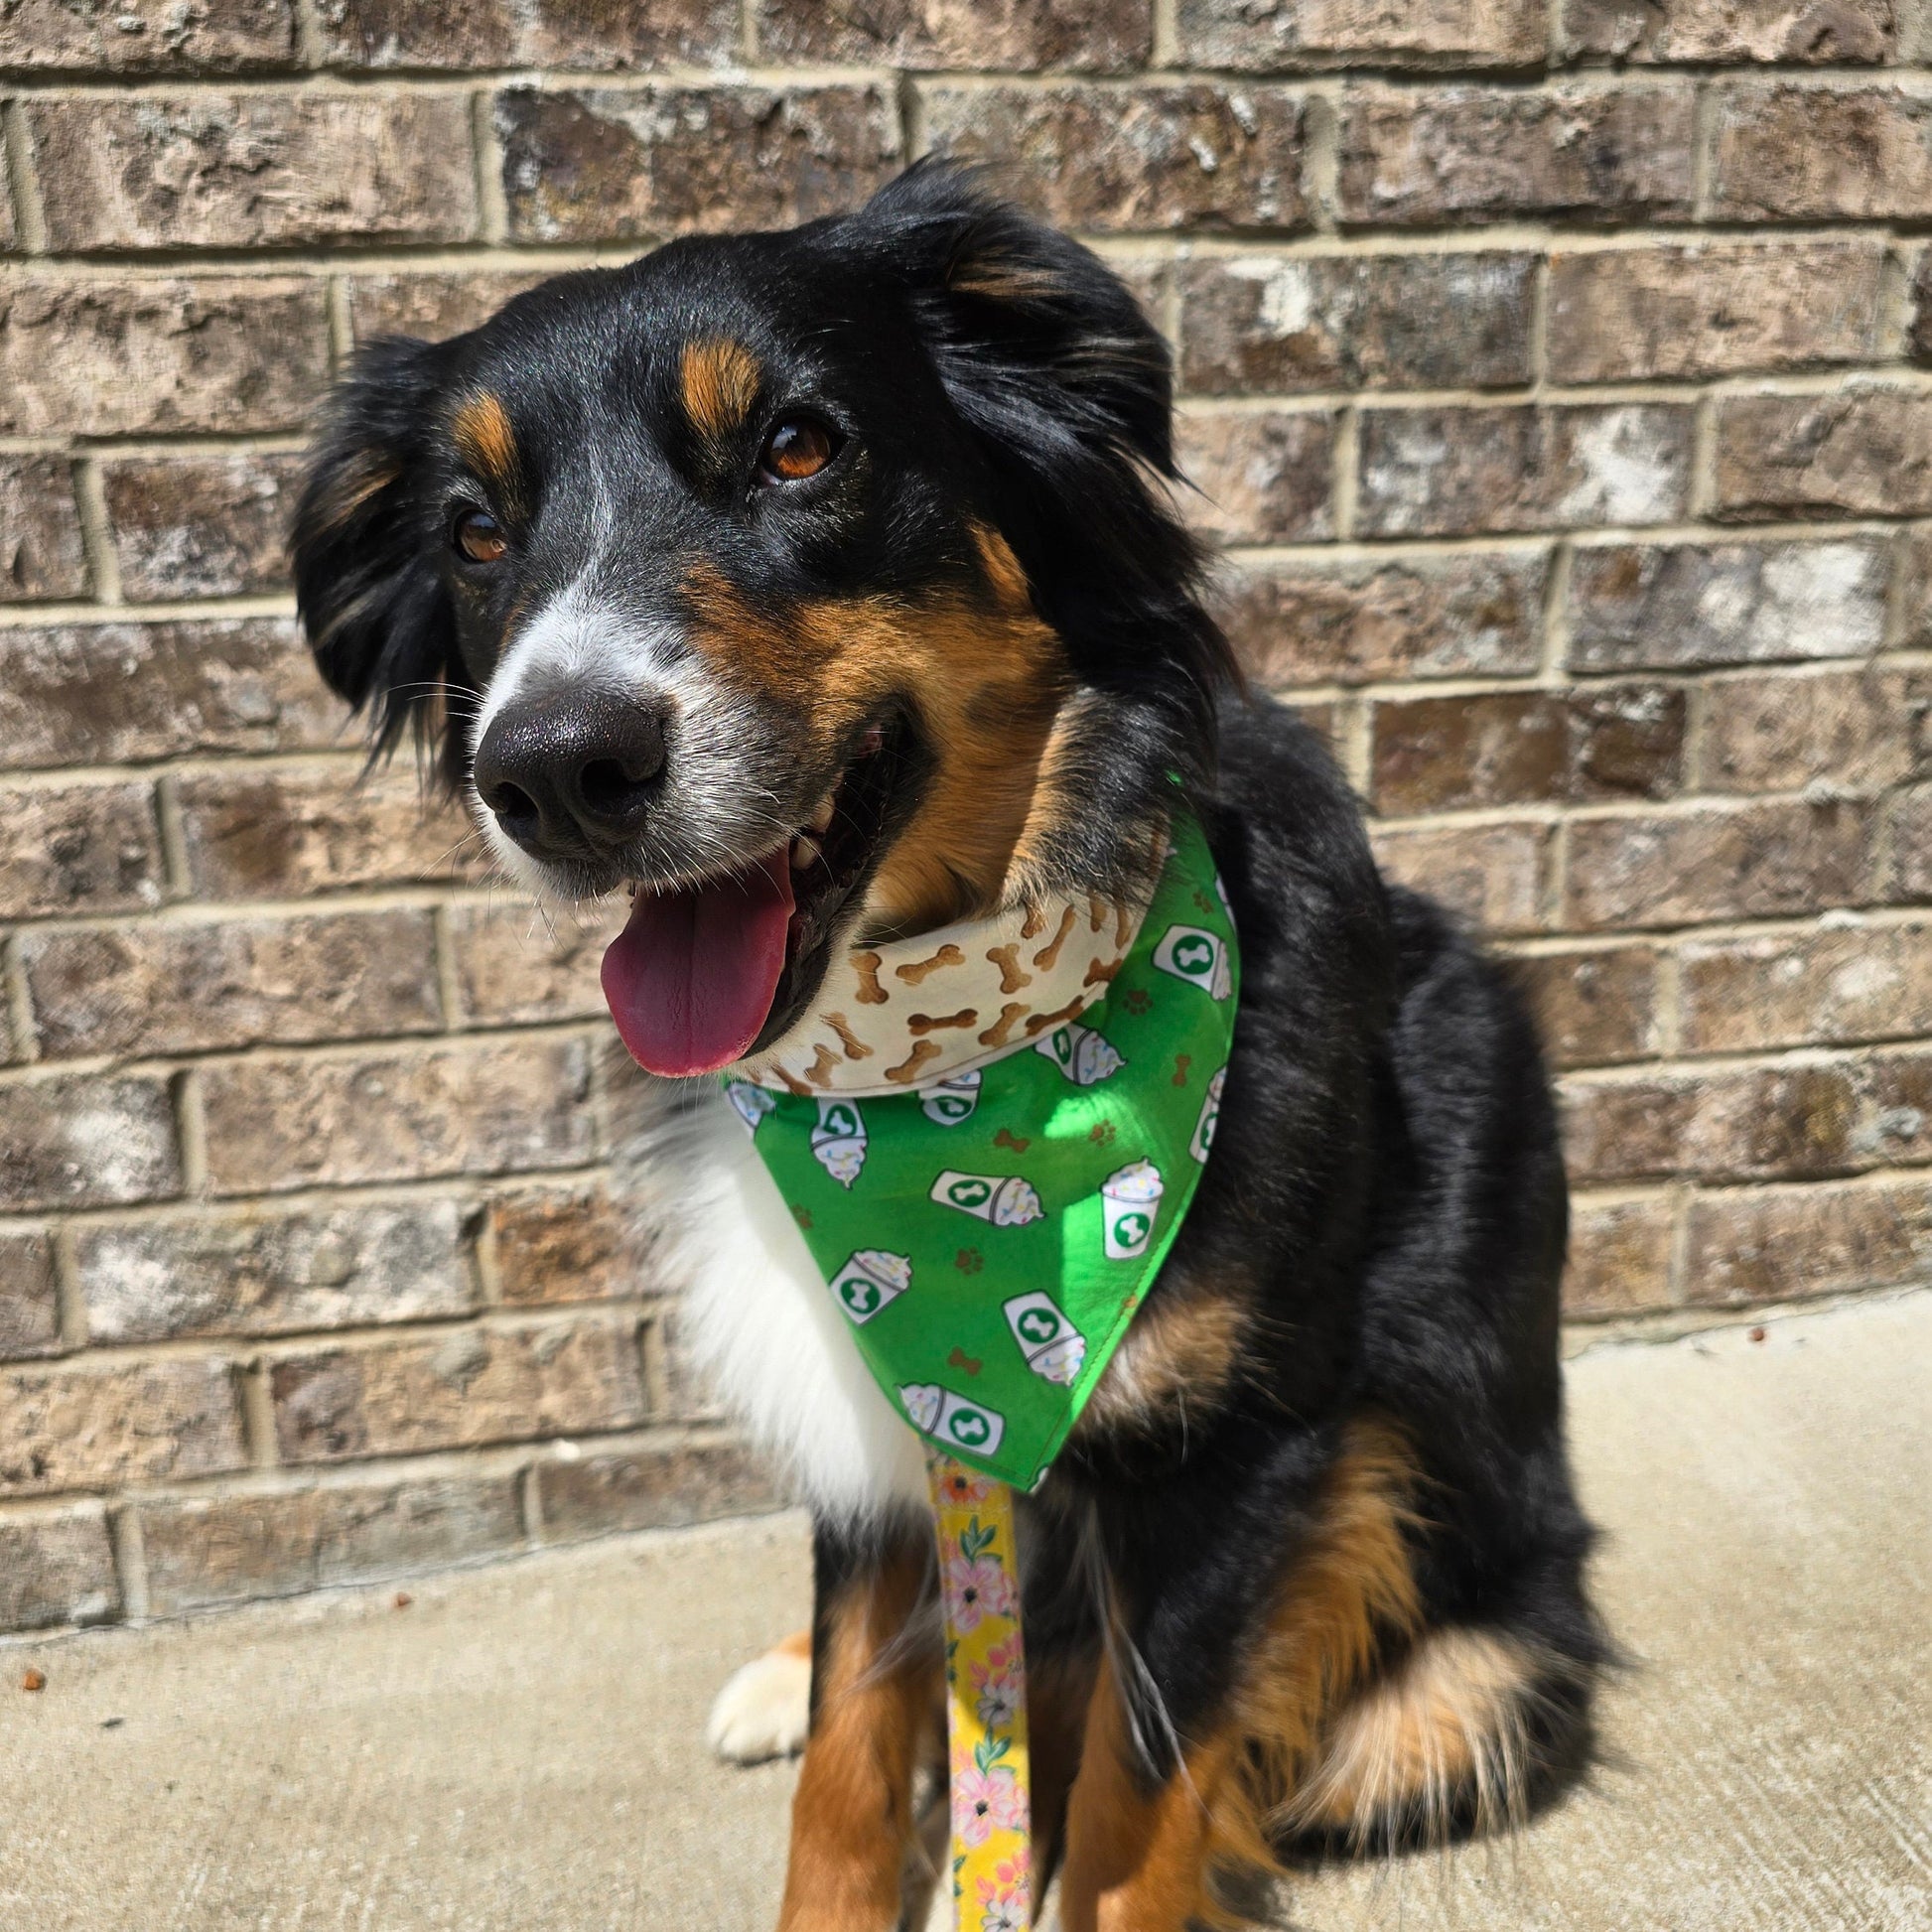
left=1, top=0, right=1926, bottom=1632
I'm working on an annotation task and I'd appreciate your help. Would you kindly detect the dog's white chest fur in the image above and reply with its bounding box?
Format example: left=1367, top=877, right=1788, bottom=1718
left=622, top=1080, right=927, bottom=1520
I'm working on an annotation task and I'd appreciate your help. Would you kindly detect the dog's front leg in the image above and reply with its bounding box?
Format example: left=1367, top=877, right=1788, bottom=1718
left=777, top=1513, right=939, bottom=1932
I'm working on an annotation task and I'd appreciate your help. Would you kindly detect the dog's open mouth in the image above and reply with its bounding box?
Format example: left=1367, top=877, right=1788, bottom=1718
left=600, top=718, right=905, bottom=1077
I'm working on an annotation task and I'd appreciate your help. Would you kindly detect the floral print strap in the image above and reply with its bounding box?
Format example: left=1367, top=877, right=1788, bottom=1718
left=929, top=1453, right=1033, bottom=1931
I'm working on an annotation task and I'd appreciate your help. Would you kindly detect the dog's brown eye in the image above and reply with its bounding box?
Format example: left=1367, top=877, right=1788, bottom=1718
left=759, top=418, right=837, bottom=484
left=453, top=508, right=507, bottom=563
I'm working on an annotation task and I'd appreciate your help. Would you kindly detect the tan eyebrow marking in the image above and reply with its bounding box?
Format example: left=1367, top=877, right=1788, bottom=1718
left=450, top=392, right=520, bottom=501
left=680, top=338, right=762, bottom=443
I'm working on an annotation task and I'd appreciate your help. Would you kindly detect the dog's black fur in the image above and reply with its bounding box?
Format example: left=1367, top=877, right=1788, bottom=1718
left=294, top=160, right=1604, bottom=1919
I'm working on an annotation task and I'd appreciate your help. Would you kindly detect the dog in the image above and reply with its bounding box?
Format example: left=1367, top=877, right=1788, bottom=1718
left=292, top=160, right=1606, bottom=1930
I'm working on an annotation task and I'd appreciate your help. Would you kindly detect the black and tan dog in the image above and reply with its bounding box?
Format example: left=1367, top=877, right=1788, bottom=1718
left=293, top=161, right=1605, bottom=1930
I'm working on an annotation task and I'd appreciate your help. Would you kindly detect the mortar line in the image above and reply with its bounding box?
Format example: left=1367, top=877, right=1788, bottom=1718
left=471, top=87, right=509, bottom=246
left=0, top=97, right=47, bottom=252
left=2, top=935, right=40, bottom=1066
left=108, top=1504, right=149, bottom=1624
left=239, top=1355, right=282, bottom=1470
left=48, top=1224, right=90, bottom=1351
left=67, top=455, right=122, bottom=605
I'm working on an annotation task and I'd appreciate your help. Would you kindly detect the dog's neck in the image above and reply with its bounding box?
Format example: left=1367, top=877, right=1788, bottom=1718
left=736, top=883, right=1154, bottom=1098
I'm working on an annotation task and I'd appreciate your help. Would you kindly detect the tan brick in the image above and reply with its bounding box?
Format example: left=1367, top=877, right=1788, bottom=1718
left=102, top=454, right=302, bottom=600
left=1680, top=920, right=1932, bottom=1055
left=31, top=94, right=477, bottom=253
left=1713, top=392, right=1932, bottom=521
left=0, top=1073, right=180, bottom=1211
left=1885, top=783, right=1932, bottom=900
left=0, top=458, right=87, bottom=604
left=0, top=1233, right=62, bottom=1363
left=176, top=765, right=475, bottom=899
left=0, top=782, right=163, bottom=920
left=759, top=0, right=1151, bottom=67
left=1507, top=945, right=1661, bottom=1069
left=1369, top=820, right=1550, bottom=935
left=1567, top=540, right=1887, bottom=673
left=202, top=1037, right=596, bottom=1195
left=921, top=83, right=1309, bottom=232
left=1561, top=1065, right=1790, bottom=1185
left=1180, top=0, right=1543, bottom=64
left=1359, top=403, right=1692, bottom=540
left=1373, top=684, right=1685, bottom=816
left=0, top=1355, right=243, bottom=1496
left=0, top=1505, right=118, bottom=1628
left=1563, top=1048, right=1932, bottom=1184
left=1561, top=0, right=1892, bottom=61
left=22, top=910, right=440, bottom=1060
left=1175, top=252, right=1537, bottom=396
left=538, top=1437, right=777, bottom=1541
left=1223, top=551, right=1546, bottom=689
left=269, top=1313, right=646, bottom=1462
left=489, top=1177, right=653, bottom=1308
left=140, top=1472, right=524, bottom=1613
left=1338, top=84, right=1695, bottom=227
left=450, top=900, right=617, bottom=1028
left=1547, top=241, right=1887, bottom=384
left=498, top=85, right=900, bottom=244
left=1173, top=408, right=1336, bottom=546
left=324, top=0, right=736, bottom=67
left=1684, top=1178, right=1932, bottom=1309
left=0, top=280, right=330, bottom=438
left=75, top=1198, right=473, bottom=1345
left=347, top=269, right=549, bottom=343
left=0, top=620, right=341, bottom=772
left=1564, top=797, right=1874, bottom=929
left=0, top=0, right=296, bottom=70
left=1712, top=83, right=1932, bottom=221
left=1699, top=667, right=1923, bottom=796
left=1564, top=1193, right=1676, bottom=1317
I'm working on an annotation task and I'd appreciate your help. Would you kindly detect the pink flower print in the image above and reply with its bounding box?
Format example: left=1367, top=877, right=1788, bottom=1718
left=953, top=1763, right=1026, bottom=1849
left=969, top=1636, right=1024, bottom=1730
left=942, top=1549, right=1016, bottom=1634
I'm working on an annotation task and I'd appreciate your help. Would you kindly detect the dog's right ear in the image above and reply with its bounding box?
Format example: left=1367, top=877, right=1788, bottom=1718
left=291, top=335, right=468, bottom=783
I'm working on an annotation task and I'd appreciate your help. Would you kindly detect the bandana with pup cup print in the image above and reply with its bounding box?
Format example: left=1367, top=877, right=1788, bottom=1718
left=725, top=808, right=1239, bottom=1493
left=729, top=810, right=1237, bottom=1929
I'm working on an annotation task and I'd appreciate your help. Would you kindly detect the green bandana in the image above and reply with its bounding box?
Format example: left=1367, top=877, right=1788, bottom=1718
left=723, top=813, right=1238, bottom=1490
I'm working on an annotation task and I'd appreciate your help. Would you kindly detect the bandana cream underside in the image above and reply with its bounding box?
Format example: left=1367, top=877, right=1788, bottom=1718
left=737, top=886, right=1153, bottom=1098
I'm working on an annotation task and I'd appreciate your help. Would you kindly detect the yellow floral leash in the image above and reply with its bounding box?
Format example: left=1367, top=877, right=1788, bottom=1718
left=928, top=1454, right=1034, bottom=1932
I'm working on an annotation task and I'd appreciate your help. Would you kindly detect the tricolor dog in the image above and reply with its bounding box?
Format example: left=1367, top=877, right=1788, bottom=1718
left=293, top=162, right=1606, bottom=1929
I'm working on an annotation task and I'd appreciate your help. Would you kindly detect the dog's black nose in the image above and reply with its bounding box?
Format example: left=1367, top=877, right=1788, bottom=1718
left=473, top=693, right=668, bottom=860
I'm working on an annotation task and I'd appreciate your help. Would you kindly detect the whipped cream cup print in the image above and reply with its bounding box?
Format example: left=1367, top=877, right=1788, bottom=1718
left=934, top=1390, right=1005, bottom=1457
left=1190, top=1065, right=1227, bottom=1165
left=1152, top=924, right=1232, bottom=1000
left=897, top=1383, right=1007, bottom=1458
left=724, top=1081, right=776, bottom=1136
left=1100, top=1160, right=1165, bottom=1259
left=830, top=1249, right=911, bottom=1325
left=1035, top=1021, right=1126, bottom=1086
left=1003, top=1293, right=1088, bottom=1387
left=920, top=1069, right=983, bottom=1126
left=811, top=1096, right=868, bottom=1188
left=898, top=1383, right=944, bottom=1435
left=930, top=1171, right=1045, bottom=1227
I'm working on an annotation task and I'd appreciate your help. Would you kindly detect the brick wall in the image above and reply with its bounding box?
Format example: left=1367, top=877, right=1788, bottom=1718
left=4, top=0, right=1929, bottom=1634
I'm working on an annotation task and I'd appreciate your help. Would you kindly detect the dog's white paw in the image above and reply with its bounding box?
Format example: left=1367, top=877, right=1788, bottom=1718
left=706, top=1639, right=812, bottom=1765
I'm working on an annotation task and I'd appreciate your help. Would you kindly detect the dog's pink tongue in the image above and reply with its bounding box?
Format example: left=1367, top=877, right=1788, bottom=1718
left=601, top=850, right=793, bottom=1077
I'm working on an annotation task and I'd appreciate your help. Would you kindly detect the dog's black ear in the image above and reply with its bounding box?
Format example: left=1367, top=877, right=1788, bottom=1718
left=291, top=335, right=469, bottom=784
left=846, top=160, right=1235, bottom=773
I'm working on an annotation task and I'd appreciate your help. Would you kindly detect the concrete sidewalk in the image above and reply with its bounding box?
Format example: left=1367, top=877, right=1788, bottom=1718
left=2, top=1292, right=1927, bottom=1931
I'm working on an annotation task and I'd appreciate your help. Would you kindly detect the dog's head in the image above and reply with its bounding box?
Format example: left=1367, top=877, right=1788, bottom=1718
left=293, top=162, right=1232, bottom=1078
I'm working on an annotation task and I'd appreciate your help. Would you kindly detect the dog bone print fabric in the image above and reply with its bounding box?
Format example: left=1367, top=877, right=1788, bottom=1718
left=726, top=811, right=1239, bottom=1490
left=738, top=845, right=1164, bottom=1098
left=928, top=1454, right=1033, bottom=1931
